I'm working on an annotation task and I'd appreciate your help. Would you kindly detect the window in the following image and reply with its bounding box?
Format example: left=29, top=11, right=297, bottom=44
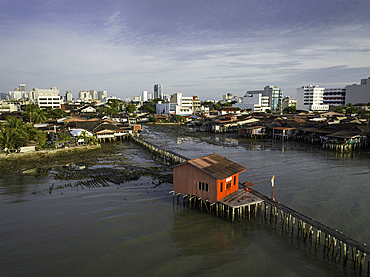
left=197, top=182, right=209, bottom=192
left=226, top=180, right=232, bottom=189
left=220, top=181, right=223, bottom=192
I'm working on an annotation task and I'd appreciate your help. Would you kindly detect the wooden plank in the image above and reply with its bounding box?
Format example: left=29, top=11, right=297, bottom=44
left=219, top=189, right=263, bottom=208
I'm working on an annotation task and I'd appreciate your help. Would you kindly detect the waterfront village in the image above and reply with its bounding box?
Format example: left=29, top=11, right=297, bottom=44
left=1, top=77, right=370, bottom=154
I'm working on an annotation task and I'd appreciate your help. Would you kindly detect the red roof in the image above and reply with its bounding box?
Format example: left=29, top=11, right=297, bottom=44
left=187, top=153, right=246, bottom=180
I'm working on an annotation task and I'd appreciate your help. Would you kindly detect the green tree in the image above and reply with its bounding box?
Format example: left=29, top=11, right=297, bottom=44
left=33, top=130, right=47, bottom=149
left=334, top=105, right=344, bottom=114
left=107, top=99, right=123, bottom=113
left=22, top=104, right=39, bottom=124
left=77, top=131, right=92, bottom=145
left=149, top=116, right=158, bottom=122
left=172, top=115, right=185, bottom=122
left=139, top=104, right=156, bottom=114
left=126, top=104, right=137, bottom=115
left=0, top=127, right=16, bottom=153
left=33, top=108, right=48, bottom=123
left=46, top=108, right=67, bottom=119
left=283, top=106, right=297, bottom=114
left=213, top=104, right=222, bottom=110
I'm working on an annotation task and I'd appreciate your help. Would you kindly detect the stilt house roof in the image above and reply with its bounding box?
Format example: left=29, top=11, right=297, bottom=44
left=187, top=153, right=246, bottom=180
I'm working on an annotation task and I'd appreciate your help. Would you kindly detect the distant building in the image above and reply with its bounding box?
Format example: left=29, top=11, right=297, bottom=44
left=142, top=91, right=148, bottom=102
left=65, top=91, right=73, bottom=102
left=78, top=90, right=91, bottom=101
left=223, top=92, right=233, bottom=101
left=148, top=92, right=154, bottom=101
left=193, top=96, right=201, bottom=112
left=282, top=96, right=297, bottom=111
left=323, top=87, right=346, bottom=107
left=37, top=86, right=61, bottom=109
left=233, top=92, right=270, bottom=112
left=296, top=85, right=329, bottom=111
left=90, top=89, right=98, bottom=100
left=247, top=86, right=283, bottom=113
left=156, top=92, right=201, bottom=115
left=19, top=84, right=26, bottom=91
left=345, top=77, right=370, bottom=105
left=134, top=95, right=141, bottom=102
left=98, top=90, right=107, bottom=100
left=154, top=84, right=162, bottom=99
left=8, top=84, right=36, bottom=101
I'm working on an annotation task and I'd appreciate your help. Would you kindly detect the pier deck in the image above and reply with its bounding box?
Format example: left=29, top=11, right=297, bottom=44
left=219, top=189, right=263, bottom=208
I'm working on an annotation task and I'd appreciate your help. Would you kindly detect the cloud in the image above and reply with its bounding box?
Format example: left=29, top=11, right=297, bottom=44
left=0, top=0, right=370, bottom=100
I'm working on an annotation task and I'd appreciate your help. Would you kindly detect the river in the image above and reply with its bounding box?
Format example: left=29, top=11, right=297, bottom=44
left=1, top=125, right=370, bottom=277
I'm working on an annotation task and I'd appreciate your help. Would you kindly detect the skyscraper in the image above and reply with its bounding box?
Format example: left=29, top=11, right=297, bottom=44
left=142, top=91, right=148, bottom=102
left=154, top=84, right=162, bottom=99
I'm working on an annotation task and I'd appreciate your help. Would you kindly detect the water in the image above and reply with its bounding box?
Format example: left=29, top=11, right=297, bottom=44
left=1, top=125, right=370, bottom=277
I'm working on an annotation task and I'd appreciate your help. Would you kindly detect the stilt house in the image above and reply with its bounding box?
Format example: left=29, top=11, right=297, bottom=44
left=173, top=153, right=247, bottom=202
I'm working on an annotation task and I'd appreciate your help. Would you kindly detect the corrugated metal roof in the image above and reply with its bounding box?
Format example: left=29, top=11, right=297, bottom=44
left=187, top=153, right=246, bottom=180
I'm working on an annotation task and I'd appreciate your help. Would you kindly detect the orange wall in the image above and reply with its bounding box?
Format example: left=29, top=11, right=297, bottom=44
left=217, top=174, right=239, bottom=201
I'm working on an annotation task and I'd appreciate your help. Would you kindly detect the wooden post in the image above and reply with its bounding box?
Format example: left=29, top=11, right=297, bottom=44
left=216, top=202, right=219, bottom=217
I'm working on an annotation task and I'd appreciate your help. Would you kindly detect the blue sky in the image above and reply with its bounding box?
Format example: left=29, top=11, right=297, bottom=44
left=1, top=0, right=369, bottom=100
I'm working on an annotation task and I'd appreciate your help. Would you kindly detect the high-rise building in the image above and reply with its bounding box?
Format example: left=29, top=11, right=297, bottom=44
left=19, top=84, right=26, bottom=91
left=90, top=89, right=98, bottom=100
left=154, top=84, right=162, bottom=99
left=79, top=90, right=91, bottom=101
left=142, top=91, right=148, bottom=102
left=66, top=91, right=73, bottom=101
left=247, top=85, right=283, bottom=113
left=296, top=85, right=328, bottom=111
left=98, top=90, right=107, bottom=100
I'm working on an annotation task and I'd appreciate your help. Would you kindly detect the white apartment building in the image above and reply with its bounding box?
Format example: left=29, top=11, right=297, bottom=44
left=345, top=77, right=370, bottom=105
left=233, top=93, right=270, bottom=112
left=37, top=87, right=61, bottom=109
left=296, top=85, right=329, bottom=111
left=142, top=91, right=148, bottom=102
left=65, top=91, right=73, bottom=102
left=156, top=93, right=199, bottom=115
left=79, top=90, right=91, bottom=101
left=282, top=96, right=297, bottom=111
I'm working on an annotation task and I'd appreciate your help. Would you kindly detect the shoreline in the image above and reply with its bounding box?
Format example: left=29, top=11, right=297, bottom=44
left=0, top=144, right=102, bottom=173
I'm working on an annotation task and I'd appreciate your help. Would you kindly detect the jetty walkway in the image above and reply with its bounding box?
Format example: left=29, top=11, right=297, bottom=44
left=133, top=135, right=370, bottom=275
left=131, top=136, right=190, bottom=164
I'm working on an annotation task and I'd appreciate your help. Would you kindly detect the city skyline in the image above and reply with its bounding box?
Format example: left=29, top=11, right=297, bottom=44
left=1, top=0, right=369, bottom=100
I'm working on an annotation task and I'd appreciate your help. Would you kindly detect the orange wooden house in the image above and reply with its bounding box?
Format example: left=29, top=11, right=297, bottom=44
left=173, top=153, right=247, bottom=203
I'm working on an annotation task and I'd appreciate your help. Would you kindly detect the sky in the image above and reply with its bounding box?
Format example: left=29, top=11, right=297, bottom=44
left=1, top=0, right=370, bottom=100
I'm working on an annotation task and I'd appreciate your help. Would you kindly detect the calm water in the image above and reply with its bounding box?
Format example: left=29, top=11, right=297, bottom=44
left=1, top=125, right=370, bottom=277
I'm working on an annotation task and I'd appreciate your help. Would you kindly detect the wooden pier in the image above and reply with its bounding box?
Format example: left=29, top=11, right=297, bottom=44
left=131, top=136, right=190, bottom=165
left=173, top=188, right=370, bottom=275
left=135, top=136, right=370, bottom=274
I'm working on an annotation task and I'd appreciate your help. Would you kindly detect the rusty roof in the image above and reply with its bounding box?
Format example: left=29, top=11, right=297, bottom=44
left=187, top=153, right=246, bottom=180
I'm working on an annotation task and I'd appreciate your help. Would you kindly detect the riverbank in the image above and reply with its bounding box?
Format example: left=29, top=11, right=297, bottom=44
left=0, top=144, right=102, bottom=174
